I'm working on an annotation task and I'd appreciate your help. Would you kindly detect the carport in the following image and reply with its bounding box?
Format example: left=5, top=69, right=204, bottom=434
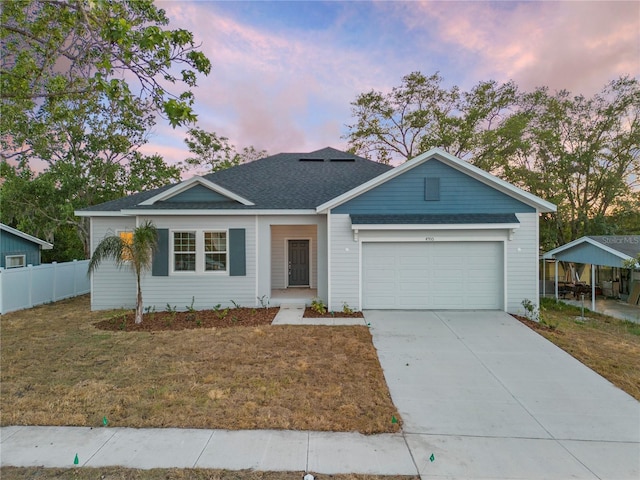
left=542, top=235, right=640, bottom=311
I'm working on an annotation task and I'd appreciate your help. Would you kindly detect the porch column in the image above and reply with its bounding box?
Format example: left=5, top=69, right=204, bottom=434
left=591, top=263, right=596, bottom=311
left=554, top=259, right=559, bottom=300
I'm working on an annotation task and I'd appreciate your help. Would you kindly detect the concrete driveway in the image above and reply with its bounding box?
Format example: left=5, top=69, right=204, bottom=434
left=366, top=310, right=640, bottom=480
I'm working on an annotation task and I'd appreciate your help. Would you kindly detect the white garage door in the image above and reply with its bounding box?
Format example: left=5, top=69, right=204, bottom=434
left=362, top=241, right=503, bottom=309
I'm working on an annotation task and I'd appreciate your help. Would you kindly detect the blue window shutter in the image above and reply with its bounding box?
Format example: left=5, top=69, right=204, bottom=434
left=152, top=229, right=169, bottom=276
left=229, top=228, right=246, bottom=276
left=425, top=177, right=440, bottom=201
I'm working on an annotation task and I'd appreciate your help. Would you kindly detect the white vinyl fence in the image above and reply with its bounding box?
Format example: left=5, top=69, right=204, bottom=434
left=0, top=260, right=90, bottom=314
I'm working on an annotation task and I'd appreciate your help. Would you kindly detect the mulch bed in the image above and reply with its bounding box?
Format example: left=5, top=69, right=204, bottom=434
left=95, top=307, right=278, bottom=332
left=513, top=314, right=560, bottom=333
left=95, top=305, right=364, bottom=332
left=303, top=307, right=364, bottom=318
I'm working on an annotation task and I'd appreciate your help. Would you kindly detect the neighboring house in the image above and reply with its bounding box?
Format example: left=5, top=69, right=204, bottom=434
left=76, top=147, right=556, bottom=313
left=0, top=223, right=53, bottom=269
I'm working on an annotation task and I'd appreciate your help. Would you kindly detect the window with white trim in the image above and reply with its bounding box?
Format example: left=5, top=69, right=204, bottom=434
left=173, top=231, right=196, bottom=271
left=6, top=254, right=26, bottom=268
left=204, top=231, right=227, bottom=271
left=171, top=230, right=228, bottom=273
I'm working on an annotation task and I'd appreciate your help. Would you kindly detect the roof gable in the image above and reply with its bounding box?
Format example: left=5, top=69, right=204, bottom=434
left=0, top=223, right=53, bottom=249
left=331, top=158, right=536, bottom=215
left=317, top=148, right=556, bottom=213
left=140, top=177, right=254, bottom=206
left=543, top=235, right=640, bottom=268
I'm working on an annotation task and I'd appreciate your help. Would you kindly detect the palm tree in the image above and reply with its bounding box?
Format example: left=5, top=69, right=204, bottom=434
left=88, top=221, right=158, bottom=324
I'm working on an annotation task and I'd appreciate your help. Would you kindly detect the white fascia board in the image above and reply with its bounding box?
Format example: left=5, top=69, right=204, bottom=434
left=120, top=209, right=318, bottom=216
left=75, top=210, right=126, bottom=217
left=0, top=223, right=54, bottom=249
left=351, top=223, right=520, bottom=231
left=139, top=176, right=254, bottom=206
left=543, top=236, right=632, bottom=261
left=316, top=147, right=556, bottom=213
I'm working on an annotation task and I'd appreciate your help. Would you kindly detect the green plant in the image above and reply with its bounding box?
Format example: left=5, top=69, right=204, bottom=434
left=342, top=302, right=354, bottom=315
left=257, top=295, right=270, bottom=309
left=165, top=304, right=177, bottom=314
left=230, top=299, right=242, bottom=309
left=521, top=299, right=540, bottom=322
left=186, top=297, right=197, bottom=321
left=186, top=297, right=196, bottom=313
left=311, top=298, right=327, bottom=315
left=213, top=304, right=229, bottom=320
left=144, top=305, right=156, bottom=322
left=522, top=299, right=554, bottom=329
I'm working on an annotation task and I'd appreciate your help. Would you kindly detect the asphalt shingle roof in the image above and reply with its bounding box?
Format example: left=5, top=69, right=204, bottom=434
left=588, top=236, right=640, bottom=258
left=81, top=147, right=392, bottom=212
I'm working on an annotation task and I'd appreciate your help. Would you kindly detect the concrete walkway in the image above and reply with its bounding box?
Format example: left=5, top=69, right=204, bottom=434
left=2, top=310, right=639, bottom=479
left=0, top=427, right=416, bottom=475
left=558, top=297, right=640, bottom=323
left=271, top=303, right=367, bottom=325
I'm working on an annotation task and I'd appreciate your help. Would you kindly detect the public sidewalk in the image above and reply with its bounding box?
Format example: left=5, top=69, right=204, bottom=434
left=0, top=426, right=418, bottom=475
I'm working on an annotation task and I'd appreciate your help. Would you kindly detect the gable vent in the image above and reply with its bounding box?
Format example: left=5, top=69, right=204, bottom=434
left=299, top=158, right=324, bottom=162
left=330, top=158, right=355, bottom=162
left=425, top=177, right=440, bottom=201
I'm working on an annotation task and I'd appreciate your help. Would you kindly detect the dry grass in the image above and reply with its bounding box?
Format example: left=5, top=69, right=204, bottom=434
left=519, top=298, right=640, bottom=401
left=0, top=468, right=418, bottom=480
left=1, top=296, right=400, bottom=433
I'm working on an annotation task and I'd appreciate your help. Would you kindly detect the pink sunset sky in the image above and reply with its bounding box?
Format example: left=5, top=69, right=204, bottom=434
left=144, top=0, right=640, bottom=167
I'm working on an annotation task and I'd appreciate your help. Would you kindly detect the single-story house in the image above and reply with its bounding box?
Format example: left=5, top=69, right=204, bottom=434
left=76, top=147, right=556, bottom=313
left=0, top=223, right=53, bottom=268
left=542, top=235, right=640, bottom=308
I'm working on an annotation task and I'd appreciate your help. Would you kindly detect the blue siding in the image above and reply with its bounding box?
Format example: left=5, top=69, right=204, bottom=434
left=0, top=230, right=41, bottom=267
left=333, top=159, right=534, bottom=214
left=552, top=242, right=629, bottom=268
left=165, top=184, right=233, bottom=203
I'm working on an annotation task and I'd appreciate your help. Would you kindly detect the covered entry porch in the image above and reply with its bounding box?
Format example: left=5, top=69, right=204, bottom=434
left=268, top=223, right=322, bottom=306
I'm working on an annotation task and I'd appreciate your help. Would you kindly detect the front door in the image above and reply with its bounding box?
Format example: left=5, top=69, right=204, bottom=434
left=288, top=239, right=309, bottom=286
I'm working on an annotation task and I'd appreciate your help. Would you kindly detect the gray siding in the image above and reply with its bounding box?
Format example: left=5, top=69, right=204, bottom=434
left=90, top=217, right=138, bottom=310
left=507, top=213, right=540, bottom=313
left=328, top=214, right=360, bottom=311
left=90, top=216, right=257, bottom=310
left=0, top=230, right=42, bottom=267
left=141, top=216, right=256, bottom=310
left=333, top=159, right=535, bottom=215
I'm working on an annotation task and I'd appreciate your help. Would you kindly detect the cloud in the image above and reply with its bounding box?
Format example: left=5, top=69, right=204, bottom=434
left=157, top=1, right=403, bottom=156
left=149, top=0, right=639, bottom=164
left=401, top=1, right=639, bottom=95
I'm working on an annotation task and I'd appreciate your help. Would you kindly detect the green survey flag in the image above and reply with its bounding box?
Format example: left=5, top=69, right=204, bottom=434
left=391, top=415, right=398, bottom=424
left=103, top=416, right=108, bottom=426
left=430, top=453, right=435, bottom=462
left=74, top=454, right=79, bottom=465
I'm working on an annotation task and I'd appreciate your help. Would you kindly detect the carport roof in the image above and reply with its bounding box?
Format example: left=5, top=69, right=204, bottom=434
left=543, top=235, right=640, bottom=268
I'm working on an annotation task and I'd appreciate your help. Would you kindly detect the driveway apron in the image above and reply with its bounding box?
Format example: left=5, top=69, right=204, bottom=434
left=366, top=310, right=640, bottom=480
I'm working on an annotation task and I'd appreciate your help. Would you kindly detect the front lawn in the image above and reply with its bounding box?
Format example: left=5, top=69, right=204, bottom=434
left=518, top=297, right=640, bottom=401
left=0, top=295, right=400, bottom=433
